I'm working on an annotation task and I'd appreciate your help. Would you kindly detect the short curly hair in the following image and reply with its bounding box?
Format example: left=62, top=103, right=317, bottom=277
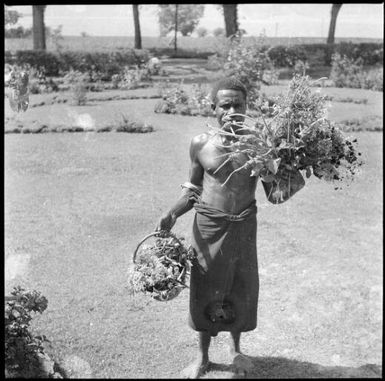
left=209, top=77, right=248, bottom=105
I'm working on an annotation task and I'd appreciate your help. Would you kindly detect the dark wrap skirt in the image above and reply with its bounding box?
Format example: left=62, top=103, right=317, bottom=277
left=188, top=201, right=259, bottom=336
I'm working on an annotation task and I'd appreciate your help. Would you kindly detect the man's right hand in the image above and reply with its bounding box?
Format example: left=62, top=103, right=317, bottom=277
left=155, top=213, right=177, bottom=233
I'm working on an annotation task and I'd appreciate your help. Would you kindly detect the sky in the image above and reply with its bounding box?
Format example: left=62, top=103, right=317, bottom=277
left=6, top=4, right=384, bottom=39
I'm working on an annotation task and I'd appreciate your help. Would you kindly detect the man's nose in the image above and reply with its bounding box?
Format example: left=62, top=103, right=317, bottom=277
left=228, top=106, right=236, bottom=114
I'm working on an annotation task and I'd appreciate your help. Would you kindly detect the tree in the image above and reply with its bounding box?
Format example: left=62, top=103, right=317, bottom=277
left=133, top=4, right=142, bottom=49
left=158, top=4, right=204, bottom=37
left=5, top=6, right=22, bottom=27
left=222, top=4, right=238, bottom=38
left=33, top=5, right=46, bottom=50
left=327, top=4, right=342, bottom=45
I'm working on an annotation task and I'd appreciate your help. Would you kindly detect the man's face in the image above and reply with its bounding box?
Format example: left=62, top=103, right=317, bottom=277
left=213, top=89, right=247, bottom=132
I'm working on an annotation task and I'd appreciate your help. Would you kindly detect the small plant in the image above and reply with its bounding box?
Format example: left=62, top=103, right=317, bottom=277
left=115, top=113, right=154, bottom=133
left=5, top=286, right=50, bottom=378
left=118, top=65, right=152, bottom=90
left=63, top=70, right=88, bottom=105
left=206, top=54, right=223, bottom=71
left=111, top=74, right=121, bottom=89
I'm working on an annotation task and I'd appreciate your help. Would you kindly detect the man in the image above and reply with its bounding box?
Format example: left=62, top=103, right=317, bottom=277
left=156, top=77, right=305, bottom=378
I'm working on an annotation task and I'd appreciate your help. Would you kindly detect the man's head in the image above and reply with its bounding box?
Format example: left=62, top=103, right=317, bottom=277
left=209, top=77, right=248, bottom=106
left=209, top=77, right=248, bottom=129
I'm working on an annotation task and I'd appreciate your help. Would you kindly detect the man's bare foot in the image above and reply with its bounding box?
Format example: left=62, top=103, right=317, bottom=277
left=230, top=352, right=254, bottom=376
left=180, top=358, right=210, bottom=379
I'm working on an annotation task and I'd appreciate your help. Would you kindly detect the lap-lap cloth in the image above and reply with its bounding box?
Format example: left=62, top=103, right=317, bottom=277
left=188, top=200, right=259, bottom=336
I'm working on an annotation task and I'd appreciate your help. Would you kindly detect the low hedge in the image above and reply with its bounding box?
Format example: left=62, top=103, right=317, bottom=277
left=4, top=49, right=151, bottom=78
left=268, top=42, right=383, bottom=68
left=5, top=42, right=382, bottom=76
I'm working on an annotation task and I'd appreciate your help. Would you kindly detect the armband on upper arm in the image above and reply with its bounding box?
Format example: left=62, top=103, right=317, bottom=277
left=180, top=181, right=202, bottom=204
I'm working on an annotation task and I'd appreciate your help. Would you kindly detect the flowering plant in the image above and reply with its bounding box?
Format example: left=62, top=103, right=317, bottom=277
left=209, top=74, right=363, bottom=194
left=5, top=67, right=30, bottom=112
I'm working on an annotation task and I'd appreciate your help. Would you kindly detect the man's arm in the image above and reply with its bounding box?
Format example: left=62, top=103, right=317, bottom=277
left=261, top=166, right=305, bottom=204
left=156, top=135, right=205, bottom=231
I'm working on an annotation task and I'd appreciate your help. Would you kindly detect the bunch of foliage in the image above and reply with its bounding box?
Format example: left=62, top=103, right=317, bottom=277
left=154, top=82, right=212, bottom=116
left=209, top=74, right=363, bottom=198
left=330, top=53, right=383, bottom=91
left=128, top=234, right=194, bottom=301
left=5, top=286, right=49, bottom=378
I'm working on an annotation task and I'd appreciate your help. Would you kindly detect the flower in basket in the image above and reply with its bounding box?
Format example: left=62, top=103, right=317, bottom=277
left=128, top=234, right=195, bottom=301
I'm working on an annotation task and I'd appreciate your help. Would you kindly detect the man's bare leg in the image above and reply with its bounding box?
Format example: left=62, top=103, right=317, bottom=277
left=180, top=331, right=211, bottom=379
left=229, top=331, right=254, bottom=375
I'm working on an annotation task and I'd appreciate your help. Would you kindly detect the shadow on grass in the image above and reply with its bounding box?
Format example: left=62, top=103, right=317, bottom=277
left=206, top=356, right=382, bottom=379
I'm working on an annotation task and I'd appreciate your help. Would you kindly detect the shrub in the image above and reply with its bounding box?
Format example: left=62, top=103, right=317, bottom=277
left=154, top=81, right=212, bottom=117
left=117, top=65, right=152, bottom=90
left=115, top=113, right=154, bottom=133
left=358, top=67, right=383, bottom=91
left=223, top=34, right=275, bottom=109
left=267, top=45, right=308, bottom=67
left=266, top=42, right=383, bottom=68
left=196, top=27, right=208, bottom=38
left=5, top=286, right=50, bottom=378
left=336, top=42, right=383, bottom=66
left=213, top=27, right=225, bottom=37
left=63, top=70, right=88, bottom=105
left=4, top=49, right=150, bottom=79
left=330, top=53, right=383, bottom=91
left=4, top=50, right=62, bottom=76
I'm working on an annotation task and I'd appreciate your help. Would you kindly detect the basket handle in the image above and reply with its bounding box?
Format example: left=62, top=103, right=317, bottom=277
left=132, top=230, right=184, bottom=264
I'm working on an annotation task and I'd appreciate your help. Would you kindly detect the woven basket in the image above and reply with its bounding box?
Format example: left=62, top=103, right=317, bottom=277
left=131, top=231, right=190, bottom=302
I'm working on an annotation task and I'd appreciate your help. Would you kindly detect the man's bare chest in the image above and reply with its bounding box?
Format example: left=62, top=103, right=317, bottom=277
left=199, top=141, right=252, bottom=180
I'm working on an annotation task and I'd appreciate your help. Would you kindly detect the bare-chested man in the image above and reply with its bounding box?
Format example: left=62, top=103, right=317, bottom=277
left=156, top=77, right=305, bottom=378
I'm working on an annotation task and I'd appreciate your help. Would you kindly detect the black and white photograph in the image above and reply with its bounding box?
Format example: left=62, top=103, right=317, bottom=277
left=4, top=3, right=383, bottom=379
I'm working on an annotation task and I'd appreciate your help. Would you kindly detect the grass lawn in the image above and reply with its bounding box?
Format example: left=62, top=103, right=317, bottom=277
left=4, top=83, right=383, bottom=378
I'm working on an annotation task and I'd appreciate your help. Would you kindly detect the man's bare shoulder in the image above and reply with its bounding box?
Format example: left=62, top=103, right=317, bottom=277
left=189, top=132, right=212, bottom=160
left=191, top=132, right=211, bottom=147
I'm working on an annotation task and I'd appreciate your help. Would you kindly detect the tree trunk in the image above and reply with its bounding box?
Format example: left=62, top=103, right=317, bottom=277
left=174, top=4, right=178, bottom=52
left=133, top=4, right=142, bottom=49
left=223, top=4, right=238, bottom=38
left=33, top=5, right=46, bottom=50
left=327, top=4, right=342, bottom=44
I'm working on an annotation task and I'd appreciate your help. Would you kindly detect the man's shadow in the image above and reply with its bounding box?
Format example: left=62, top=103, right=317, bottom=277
left=206, top=356, right=382, bottom=379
